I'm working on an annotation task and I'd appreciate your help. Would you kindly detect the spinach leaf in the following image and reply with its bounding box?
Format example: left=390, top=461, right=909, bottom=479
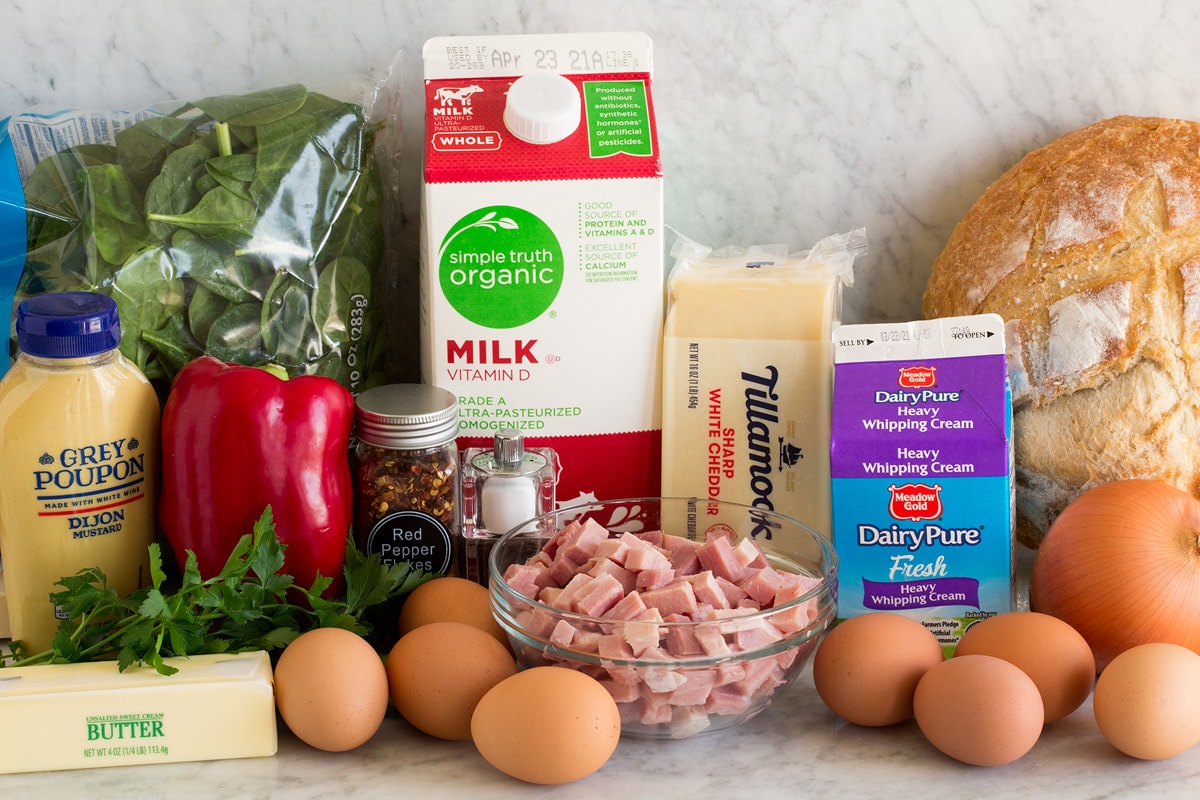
left=78, top=164, right=148, bottom=265
left=144, top=141, right=212, bottom=242
left=192, top=84, right=308, bottom=127
left=115, top=115, right=198, bottom=192
left=169, top=230, right=267, bottom=303
left=249, top=96, right=363, bottom=256
left=261, top=270, right=318, bottom=367
left=146, top=185, right=258, bottom=243
left=25, top=145, right=116, bottom=251
left=187, top=283, right=229, bottom=344
left=143, top=313, right=203, bottom=376
left=110, top=246, right=186, bottom=378
left=313, top=256, right=370, bottom=348
left=205, top=153, right=256, bottom=200
left=205, top=302, right=265, bottom=363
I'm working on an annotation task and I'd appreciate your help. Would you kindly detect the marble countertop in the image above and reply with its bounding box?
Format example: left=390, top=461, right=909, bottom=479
left=6, top=657, right=1200, bottom=799
left=6, top=549, right=1200, bottom=798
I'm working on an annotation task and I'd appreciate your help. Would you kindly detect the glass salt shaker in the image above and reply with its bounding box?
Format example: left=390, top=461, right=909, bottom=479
left=460, top=427, right=556, bottom=584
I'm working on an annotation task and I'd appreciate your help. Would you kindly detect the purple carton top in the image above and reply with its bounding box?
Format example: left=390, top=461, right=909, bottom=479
left=831, top=318, right=1012, bottom=480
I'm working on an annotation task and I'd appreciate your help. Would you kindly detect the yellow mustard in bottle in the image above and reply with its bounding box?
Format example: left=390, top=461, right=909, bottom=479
left=0, top=292, right=160, bottom=653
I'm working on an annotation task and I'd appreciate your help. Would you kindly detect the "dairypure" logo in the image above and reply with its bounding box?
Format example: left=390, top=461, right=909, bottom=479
left=438, top=205, right=564, bottom=329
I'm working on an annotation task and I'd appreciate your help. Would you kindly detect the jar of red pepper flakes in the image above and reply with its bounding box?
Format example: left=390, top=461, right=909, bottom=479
left=351, top=384, right=460, bottom=583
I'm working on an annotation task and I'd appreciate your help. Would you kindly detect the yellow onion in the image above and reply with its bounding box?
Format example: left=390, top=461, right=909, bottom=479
left=1029, top=479, right=1200, bottom=671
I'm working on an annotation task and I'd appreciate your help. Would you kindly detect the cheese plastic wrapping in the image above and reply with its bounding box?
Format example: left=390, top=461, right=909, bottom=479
left=0, top=650, right=277, bottom=774
left=659, top=229, right=865, bottom=538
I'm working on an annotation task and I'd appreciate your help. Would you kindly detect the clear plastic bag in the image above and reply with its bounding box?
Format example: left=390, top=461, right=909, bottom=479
left=0, top=74, right=401, bottom=396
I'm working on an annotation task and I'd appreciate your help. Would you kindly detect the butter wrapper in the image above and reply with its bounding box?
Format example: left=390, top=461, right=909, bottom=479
left=0, top=650, right=277, bottom=773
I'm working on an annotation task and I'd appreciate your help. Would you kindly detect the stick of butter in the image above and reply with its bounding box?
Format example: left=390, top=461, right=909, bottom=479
left=0, top=650, right=277, bottom=774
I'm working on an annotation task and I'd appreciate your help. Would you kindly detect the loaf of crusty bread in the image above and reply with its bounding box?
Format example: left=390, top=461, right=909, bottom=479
left=924, top=115, right=1200, bottom=548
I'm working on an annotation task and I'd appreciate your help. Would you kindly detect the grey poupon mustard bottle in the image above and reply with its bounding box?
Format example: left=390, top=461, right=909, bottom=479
left=0, top=292, right=160, bottom=653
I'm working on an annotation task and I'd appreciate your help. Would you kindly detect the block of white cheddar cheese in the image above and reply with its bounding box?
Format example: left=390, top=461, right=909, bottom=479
left=0, top=566, right=10, bottom=639
left=0, top=650, right=277, bottom=774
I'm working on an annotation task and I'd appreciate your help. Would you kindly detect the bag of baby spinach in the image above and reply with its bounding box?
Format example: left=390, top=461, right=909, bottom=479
left=0, top=74, right=399, bottom=397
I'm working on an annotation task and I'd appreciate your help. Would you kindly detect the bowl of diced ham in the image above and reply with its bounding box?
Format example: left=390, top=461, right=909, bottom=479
left=488, top=496, right=838, bottom=739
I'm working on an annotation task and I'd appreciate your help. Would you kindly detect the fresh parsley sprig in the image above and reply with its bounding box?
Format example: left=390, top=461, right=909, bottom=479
left=0, top=507, right=433, bottom=675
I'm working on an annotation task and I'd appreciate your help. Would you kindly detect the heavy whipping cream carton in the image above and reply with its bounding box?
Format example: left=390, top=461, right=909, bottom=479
left=421, top=33, right=664, bottom=506
left=830, top=314, right=1015, bottom=655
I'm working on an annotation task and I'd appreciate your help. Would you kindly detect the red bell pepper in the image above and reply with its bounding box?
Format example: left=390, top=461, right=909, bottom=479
left=159, top=356, right=355, bottom=596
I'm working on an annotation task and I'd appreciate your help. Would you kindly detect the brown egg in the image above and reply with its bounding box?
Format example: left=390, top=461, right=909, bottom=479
left=471, top=666, right=621, bottom=785
left=387, top=620, right=517, bottom=740
left=273, top=627, right=390, bottom=752
left=914, top=654, right=1044, bottom=766
left=1093, top=642, right=1200, bottom=760
left=398, top=576, right=508, bottom=647
left=812, top=612, right=945, bottom=726
left=955, top=611, right=1095, bottom=723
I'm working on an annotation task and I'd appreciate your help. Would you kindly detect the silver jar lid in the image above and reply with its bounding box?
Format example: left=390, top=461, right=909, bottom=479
left=354, top=384, right=458, bottom=449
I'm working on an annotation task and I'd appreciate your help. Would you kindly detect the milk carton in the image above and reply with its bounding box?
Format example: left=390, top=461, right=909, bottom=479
left=830, top=314, right=1015, bottom=655
left=421, top=33, right=664, bottom=508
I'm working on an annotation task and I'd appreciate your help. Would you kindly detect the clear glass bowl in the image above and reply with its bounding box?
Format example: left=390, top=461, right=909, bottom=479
left=488, top=496, right=838, bottom=739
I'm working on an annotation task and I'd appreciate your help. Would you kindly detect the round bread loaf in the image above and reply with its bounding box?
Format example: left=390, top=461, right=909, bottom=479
left=924, top=115, right=1200, bottom=548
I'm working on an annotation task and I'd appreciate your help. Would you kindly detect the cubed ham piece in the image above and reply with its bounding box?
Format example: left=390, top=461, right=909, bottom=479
left=668, top=548, right=702, bottom=577
left=668, top=669, right=717, bottom=706
left=549, top=619, right=578, bottom=647
left=603, top=590, right=649, bottom=621
left=556, top=518, right=612, bottom=565
left=640, top=579, right=699, bottom=618
left=770, top=575, right=824, bottom=632
left=660, top=533, right=701, bottom=558
left=635, top=568, right=676, bottom=592
left=669, top=705, right=713, bottom=738
left=739, top=566, right=787, bottom=605
left=600, top=677, right=642, bottom=704
left=705, top=682, right=756, bottom=717
left=542, top=519, right=582, bottom=559
left=548, top=572, right=594, bottom=610
left=704, top=526, right=735, bottom=544
left=696, top=535, right=747, bottom=583
left=623, top=537, right=673, bottom=572
left=739, top=653, right=786, bottom=694
left=502, top=562, right=544, bottom=599
left=694, top=622, right=732, bottom=657
left=624, top=609, right=664, bottom=655
left=714, top=662, right=747, bottom=686
left=585, top=556, right=638, bottom=594
left=638, top=696, right=675, bottom=726
left=592, top=536, right=632, bottom=566
left=573, top=572, right=626, bottom=617
left=687, top=570, right=731, bottom=610
left=716, top=575, right=750, bottom=606
left=548, top=554, right=582, bottom=588
left=635, top=529, right=665, bottom=548
left=642, top=664, right=688, bottom=694
left=728, top=618, right=785, bottom=651
left=519, top=607, right=561, bottom=639
left=733, top=536, right=769, bottom=570
left=665, top=620, right=705, bottom=657
left=598, top=634, right=636, bottom=660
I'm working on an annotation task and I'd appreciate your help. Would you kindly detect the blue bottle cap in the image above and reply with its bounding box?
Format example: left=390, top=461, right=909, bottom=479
left=16, top=292, right=122, bottom=358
